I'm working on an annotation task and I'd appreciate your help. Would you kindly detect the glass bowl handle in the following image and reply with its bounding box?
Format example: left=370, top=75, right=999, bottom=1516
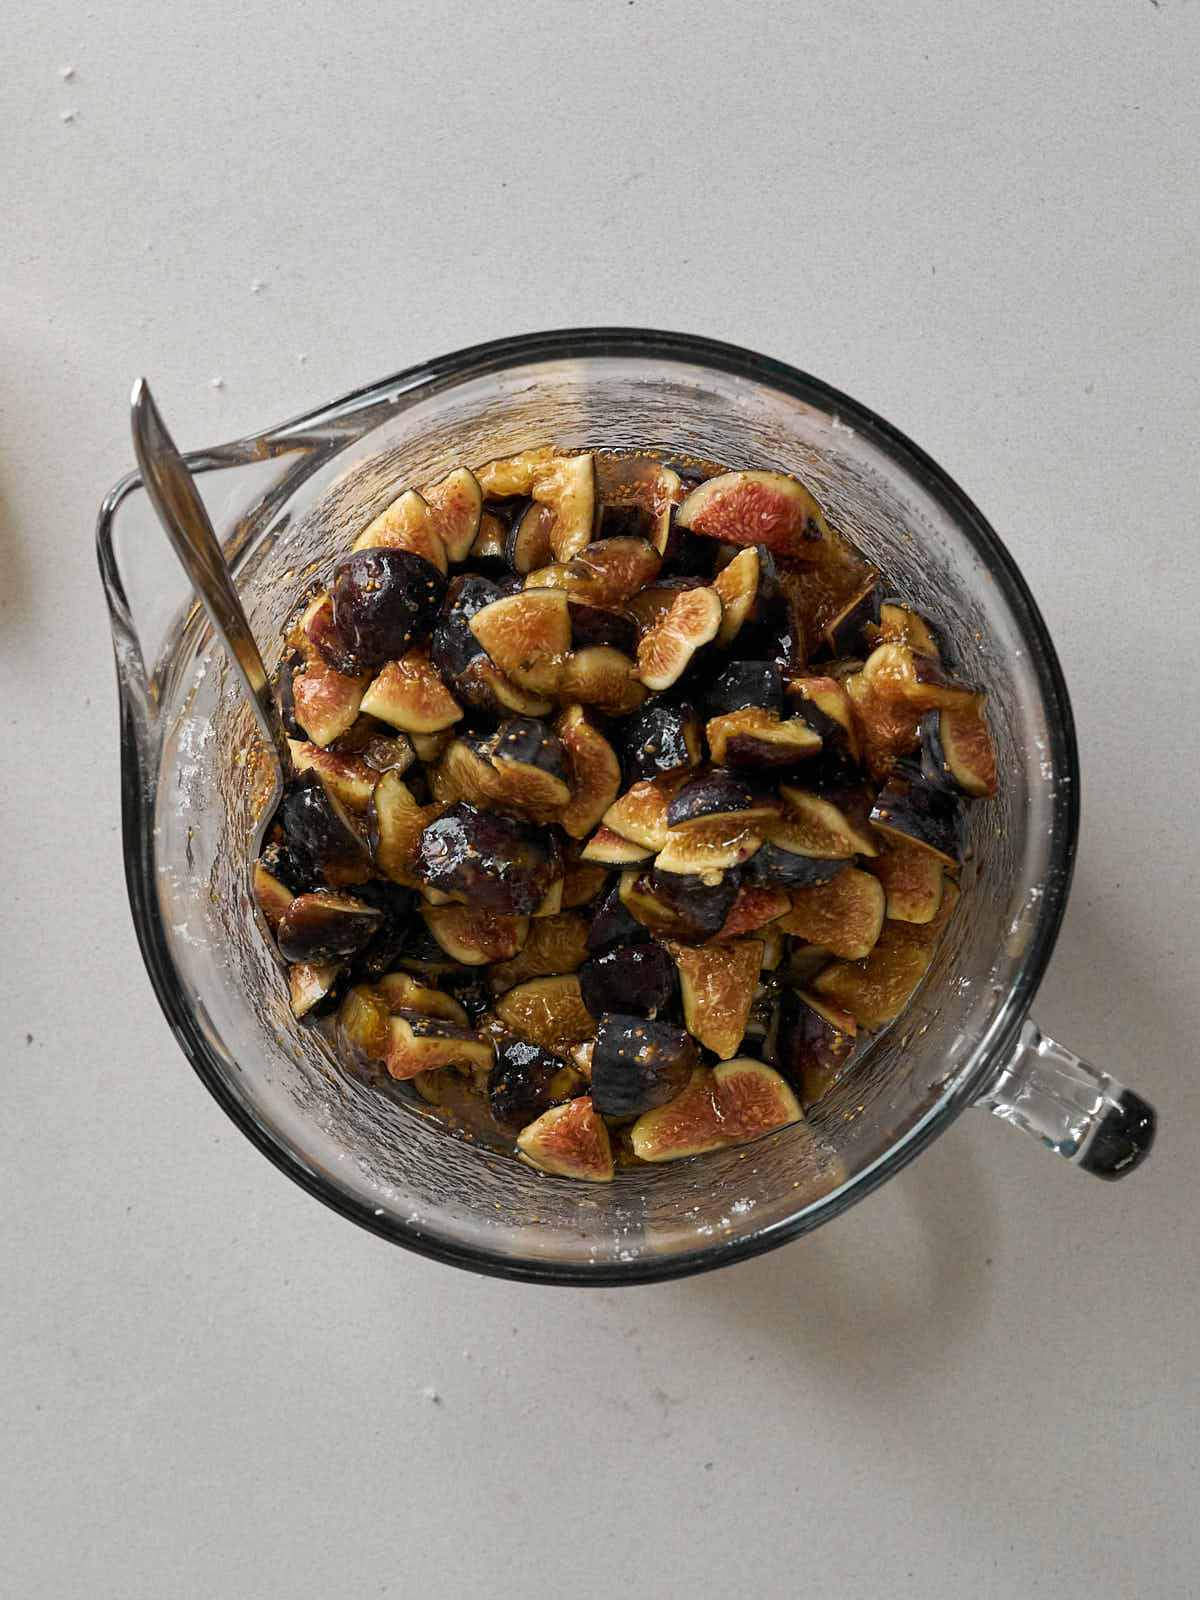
left=976, top=1018, right=1156, bottom=1179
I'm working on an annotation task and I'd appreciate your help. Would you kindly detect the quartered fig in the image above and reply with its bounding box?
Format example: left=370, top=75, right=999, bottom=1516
left=706, top=708, right=822, bottom=767
left=422, top=902, right=530, bottom=965
left=629, top=1067, right=726, bottom=1161
left=711, top=1058, right=803, bottom=1142
left=666, top=772, right=779, bottom=832
left=416, top=802, right=561, bottom=914
left=370, top=771, right=443, bottom=888
left=786, top=675, right=861, bottom=757
left=515, top=1095, right=613, bottom=1181
left=585, top=881, right=650, bottom=952
left=431, top=573, right=502, bottom=682
left=281, top=775, right=372, bottom=885
left=622, top=701, right=703, bottom=782
left=485, top=717, right=571, bottom=809
left=468, top=509, right=510, bottom=569
left=350, top=877, right=418, bottom=978
left=843, top=669, right=921, bottom=781
left=488, top=912, right=591, bottom=992
left=861, top=642, right=978, bottom=714
left=559, top=646, right=647, bottom=715
left=602, top=772, right=689, bottom=852
left=596, top=455, right=683, bottom=555
left=578, top=942, right=677, bottom=1019
left=361, top=648, right=463, bottom=734
left=288, top=739, right=377, bottom=813
left=559, top=856, right=608, bottom=910
left=298, top=591, right=362, bottom=677
left=709, top=884, right=791, bottom=942
left=458, top=655, right=555, bottom=718
left=354, top=487, right=448, bottom=573
left=869, top=769, right=962, bottom=867
left=291, top=650, right=369, bottom=749
left=476, top=449, right=599, bottom=561
left=919, top=703, right=998, bottom=798
left=424, top=465, right=483, bottom=563
left=488, top=1037, right=584, bottom=1130
left=385, top=1014, right=494, bottom=1080
left=493, top=974, right=596, bottom=1052
left=675, top=469, right=831, bottom=557
left=625, top=576, right=708, bottom=631
left=529, top=536, right=662, bottom=607
left=469, top=588, right=571, bottom=696
left=712, top=545, right=764, bottom=647
left=867, top=600, right=941, bottom=658
left=375, top=970, right=469, bottom=1025
left=779, top=867, right=885, bottom=960
left=774, top=988, right=857, bottom=1107
left=580, top=825, right=655, bottom=867
left=653, top=819, right=762, bottom=878
left=288, top=960, right=342, bottom=1019
left=253, top=858, right=295, bottom=930
left=869, top=834, right=945, bottom=924
left=703, top=659, right=783, bottom=718
left=330, top=548, right=447, bottom=667
left=636, top=585, right=722, bottom=691
left=555, top=705, right=622, bottom=839
left=590, top=1014, right=698, bottom=1117
left=774, top=787, right=878, bottom=857
left=668, top=938, right=764, bottom=1059
left=337, top=983, right=393, bottom=1059
left=642, top=867, right=739, bottom=940
left=812, top=881, right=960, bottom=1029
left=277, top=890, right=383, bottom=963
left=505, top=501, right=556, bottom=575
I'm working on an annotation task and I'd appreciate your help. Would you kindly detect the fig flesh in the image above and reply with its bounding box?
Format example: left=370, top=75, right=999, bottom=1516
left=422, top=903, right=530, bottom=966
left=488, top=912, right=591, bottom=992
left=869, top=770, right=962, bottom=867
left=629, top=1067, right=726, bottom=1161
left=711, top=1058, right=803, bottom=1141
left=555, top=706, right=622, bottom=839
left=469, top=589, right=571, bottom=696
left=353, top=487, right=448, bottom=573
left=668, top=938, right=763, bottom=1059
left=706, top=708, right=822, bottom=767
left=778, top=867, right=886, bottom=960
left=636, top=585, right=722, bottom=691
left=424, top=465, right=483, bottom=563
left=360, top=648, right=463, bottom=735
left=494, top=974, right=596, bottom=1052
left=515, top=1095, right=613, bottom=1181
left=385, top=1014, right=494, bottom=1080
left=675, top=470, right=830, bottom=557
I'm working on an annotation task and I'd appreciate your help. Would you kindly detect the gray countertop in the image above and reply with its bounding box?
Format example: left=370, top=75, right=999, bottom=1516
left=5, top=3, right=1198, bottom=1595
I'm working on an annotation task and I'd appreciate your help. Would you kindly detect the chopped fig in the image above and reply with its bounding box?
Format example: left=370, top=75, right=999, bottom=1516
left=297, top=591, right=361, bottom=677
left=277, top=890, right=383, bottom=963
left=920, top=703, right=998, bottom=799
left=469, top=589, right=571, bottom=696
left=422, top=902, right=530, bottom=965
left=288, top=960, right=342, bottom=1019
left=385, top=1013, right=494, bottom=1080
left=843, top=668, right=921, bottom=781
left=623, top=701, right=703, bottom=782
left=578, top=942, right=677, bottom=1019
left=516, top=1095, right=613, bottom=1181
left=281, top=775, right=372, bottom=884
left=505, top=501, right=556, bottom=575
left=558, top=646, right=647, bottom=715
left=560, top=857, right=608, bottom=909
left=645, top=867, right=740, bottom=940
left=476, top=449, right=598, bottom=561
left=602, top=772, right=688, bottom=852
left=742, top=841, right=848, bottom=891
left=349, top=878, right=418, bottom=978
left=654, top=819, right=762, bottom=878
left=591, top=1015, right=698, bottom=1117
left=779, top=867, right=885, bottom=960
left=253, top=858, right=295, bottom=930
left=489, top=1038, right=584, bottom=1130
left=786, top=676, right=861, bottom=759
left=675, top=469, right=830, bottom=556
left=812, top=882, right=960, bottom=1029
left=666, top=772, right=780, bottom=832
left=469, top=510, right=509, bottom=567
left=709, top=884, right=791, bottom=941
left=596, top=455, right=683, bottom=555
left=488, top=912, right=591, bottom=992
left=375, top=971, right=469, bottom=1025
left=620, top=869, right=709, bottom=939
left=353, top=487, right=448, bottom=574
left=424, top=465, right=483, bottom=563
left=868, top=600, right=941, bottom=658
left=820, top=572, right=881, bottom=655
left=494, top=974, right=596, bottom=1052
left=416, top=803, right=561, bottom=914
left=431, top=573, right=502, bottom=681
left=360, top=648, right=463, bottom=734
left=357, top=729, right=417, bottom=777
left=580, top=825, right=654, bottom=867
left=626, top=576, right=708, bottom=631
left=565, top=600, right=639, bottom=655
left=457, top=655, right=555, bottom=718
left=291, top=652, right=369, bottom=748
left=370, top=771, right=443, bottom=887
left=869, top=771, right=962, bottom=867
left=703, top=659, right=783, bottom=718
left=532, top=878, right=564, bottom=918
left=330, top=548, right=447, bottom=667
left=338, top=984, right=392, bottom=1059
left=706, top=707, right=822, bottom=767
left=668, top=938, right=763, bottom=1059
left=712, top=1058, right=803, bottom=1141
left=755, top=923, right=786, bottom=971
left=629, top=1067, right=727, bottom=1161
left=288, top=739, right=377, bottom=813
left=636, top=585, right=722, bottom=691
left=555, top=705, right=622, bottom=839
left=712, top=545, right=763, bottom=646
left=586, top=881, right=650, bottom=951
left=774, top=787, right=879, bottom=857
left=486, top=717, right=571, bottom=808
left=411, top=728, right=454, bottom=764
left=861, top=642, right=979, bottom=713
left=530, top=536, right=662, bottom=607
left=869, top=834, right=945, bottom=924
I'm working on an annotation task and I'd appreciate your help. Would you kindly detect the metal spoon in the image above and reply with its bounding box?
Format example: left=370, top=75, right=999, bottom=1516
left=130, top=379, right=292, bottom=807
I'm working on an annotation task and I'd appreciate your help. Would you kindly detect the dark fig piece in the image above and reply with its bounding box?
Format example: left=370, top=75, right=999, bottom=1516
left=556, top=706, right=622, bottom=840
left=505, top=501, right=556, bottom=574
left=820, top=572, right=880, bottom=656
left=431, top=573, right=503, bottom=681
left=637, top=585, right=722, bottom=691
left=578, top=943, right=677, bottom=1019
left=259, top=837, right=310, bottom=894
left=585, top=882, right=650, bottom=951
left=645, top=868, right=739, bottom=940
left=580, top=825, right=654, bottom=867
left=779, top=867, right=886, bottom=960
left=869, top=769, right=963, bottom=867
left=706, top=708, right=822, bottom=767
left=703, top=659, right=783, bottom=718
left=353, top=487, right=448, bottom=572
left=591, top=1015, right=699, bottom=1117
left=416, top=803, right=561, bottom=914
left=666, top=772, right=780, bottom=832
left=566, top=600, right=639, bottom=655
left=424, top=465, right=483, bottom=563
left=360, top=648, right=463, bottom=734
left=742, top=841, right=849, bottom=890
left=596, top=455, right=682, bottom=555
left=281, top=776, right=371, bottom=885
left=675, top=470, right=830, bottom=556
left=494, top=974, right=596, bottom=1052
left=288, top=960, right=342, bottom=1019
left=486, top=717, right=571, bottom=809
left=919, top=704, right=998, bottom=799
left=623, top=702, right=703, bottom=782
left=468, top=509, right=510, bottom=570
left=488, top=1037, right=584, bottom=1130
left=349, top=878, right=418, bottom=978
left=277, top=890, right=383, bottom=963
left=301, top=592, right=362, bottom=676
left=775, top=989, right=858, bottom=1108
left=516, top=1095, right=613, bottom=1181
left=619, top=870, right=700, bottom=939
left=330, top=548, right=447, bottom=667
left=253, top=859, right=295, bottom=930
left=385, top=1014, right=494, bottom=1080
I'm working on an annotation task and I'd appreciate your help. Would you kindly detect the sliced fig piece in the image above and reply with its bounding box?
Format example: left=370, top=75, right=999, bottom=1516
left=516, top=1095, right=613, bottom=1181
left=774, top=787, right=879, bottom=857
left=281, top=775, right=372, bottom=885
left=253, top=858, right=295, bottom=930
left=291, top=652, right=369, bottom=748
left=385, top=1014, right=494, bottom=1080
left=756, top=923, right=786, bottom=971
left=555, top=705, right=621, bottom=839
left=623, top=701, right=703, bottom=782
left=413, top=729, right=455, bottom=765
left=625, top=575, right=708, bottom=630
left=636, top=585, right=722, bottom=692
left=277, top=890, right=383, bottom=963
left=469, top=509, right=509, bottom=567
left=786, top=675, right=861, bottom=759
left=288, top=739, right=377, bottom=813
left=338, top=983, right=392, bottom=1059
left=416, top=803, right=561, bottom=914
left=820, top=571, right=881, bottom=656
left=422, top=902, right=530, bottom=966
left=361, top=648, right=463, bottom=734
left=476, top=449, right=598, bottom=561
left=488, top=912, right=591, bottom=992
left=709, top=884, right=791, bottom=942
left=666, top=772, right=779, bottom=832
left=578, top=943, right=677, bottom=1019
left=668, top=938, right=764, bottom=1059
left=596, top=455, right=683, bottom=555
left=580, top=825, right=654, bottom=867
left=654, top=819, right=762, bottom=878
left=703, top=659, right=783, bottom=718
left=355, top=728, right=417, bottom=777
left=712, top=1058, right=803, bottom=1142
left=712, top=546, right=763, bottom=647
left=493, top=974, right=596, bottom=1052
left=591, top=1015, right=698, bottom=1117
left=602, top=772, right=689, bottom=852
left=919, top=703, right=998, bottom=799
left=844, top=668, right=921, bottom=781
left=675, top=469, right=830, bottom=557
left=861, top=643, right=978, bottom=714
left=505, top=501, right=556, bottom=574
left=742, top=841, right=848, bottom=891
left=531, top=878, right=564, bottom=918
left=646, top=867, right=740, bottom=940
left=565, top=600, right=638, bottom=655
left=586, top=881, right=650, bottom=951
left=706, top=708, right=822, bottom=767
left=469, top=589, right=571, bottom=696
left=869, top=834, right=945, bottom=924
left=370, top=772, right=445, bottom=888
left=489, top=1037, right=584, bottom=1130
left=812, top=882, right=959, bottom=1030
left=869, top=771, right=963, bottom=868
left=868, top=600, right=941, bottom=658
left=558, top=646, right=647, bottom=715
left=779, top=867, right=885, bottom=960
left=459, top=655, right=555, bottom=718
left=629, top=1067, right=726, bottom=1161
left=375, top=971, right=469, bottom=1025
left=621, top=869, right=710, bottom=939
left=424, top=465, right=482, bottom=563
left=530, top=536, right=662, bottom=607
left=288, top=960, right=342, bottom=1019
left=487, top=717, right=571, bottom=807
left=330, top=548, right=447, bottom=668
left=560, top=857, right=608, bottom=909
left=354, top=487, right=448, bottom=574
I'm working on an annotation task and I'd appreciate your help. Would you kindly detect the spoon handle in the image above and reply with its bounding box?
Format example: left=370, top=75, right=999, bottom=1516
left=130, top=378, right=291, bottom=778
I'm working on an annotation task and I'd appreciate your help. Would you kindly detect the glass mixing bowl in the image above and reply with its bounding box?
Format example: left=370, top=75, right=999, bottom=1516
left=98, top=329, right=1155, bottom=1284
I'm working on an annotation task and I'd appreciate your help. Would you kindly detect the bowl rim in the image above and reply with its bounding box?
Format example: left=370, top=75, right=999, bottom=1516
left=98, top=327, right=1079, bottom=1285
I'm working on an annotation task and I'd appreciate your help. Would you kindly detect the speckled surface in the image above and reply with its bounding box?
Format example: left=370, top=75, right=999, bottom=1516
left=4, top=3, right=1198, bottom=1595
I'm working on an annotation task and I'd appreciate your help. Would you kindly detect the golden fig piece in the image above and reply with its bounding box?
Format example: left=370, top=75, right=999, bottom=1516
left=526, top=536, right=663, bottom=606
left=711, top=1058, right=803, bottom=1142
left=869, top=835, right=945, bottom=924
left=469, top=589, right=572, bottom=696
left=654, top=820, right=762, bottom=878
left=920, top=701, right=998, bottom=799
left=861, top=643, right=978, bottom=714
left=712, top=546, right=762, bottom=647
left=371, top=772, right=445, bottom=888
left=675, top=469, right=831, bottom=556
left=487, top=913, right=591, bottom=993
left=559, top=646, right=647, bottom=715
left=252, top=858, right=294, bottom=931
left=360, top=648, right=463, bottom=734
left=843, top=669, right=921, bottom=782
left=785, top=675, right=862, bottom=761
left=288, top=739, right=377, bottom=813
left=422, top=903, right=530, bottom=966
left=636, top=585, right=722, bottom=692
left=774, top=788, right=878, bottom=858
left=866, top=600, right=941, bottom=658
left=602, top=772, right=689, bottom=852
left=668, top=938, right=764, bottom=1060
left=423, top=465, right=482, bottom=563
left=709, top=885, right=791, bottom=942
left=516, top=1095, right=614, bottom=1181
left=580, top=825, right=655, bottom=867
left=290, top=609, right=370, bottom=748
left=779, top=867, right=885, bottom=961
left=559, top=858, right=609, bottom=909
left=338, top=984, right=393, bottom=1059
left=468, top=510, right=509, bottom=565
left=555, top=706, right=622, bottom=839
left=385, top=1014, right=494, bottom=1080
left=812, top=881, right=960, bottom=1029
left=629, top=1067, right=726, bottom=1161
left=375, top=972, right=469, bottom=1026
left=353, top=487, right=448, bottom=573
left=475, top=449, right=598, bottom=561
left=288, top=960, right=341, bottom=1019
left=494, top=974, right=596, bottom=1052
